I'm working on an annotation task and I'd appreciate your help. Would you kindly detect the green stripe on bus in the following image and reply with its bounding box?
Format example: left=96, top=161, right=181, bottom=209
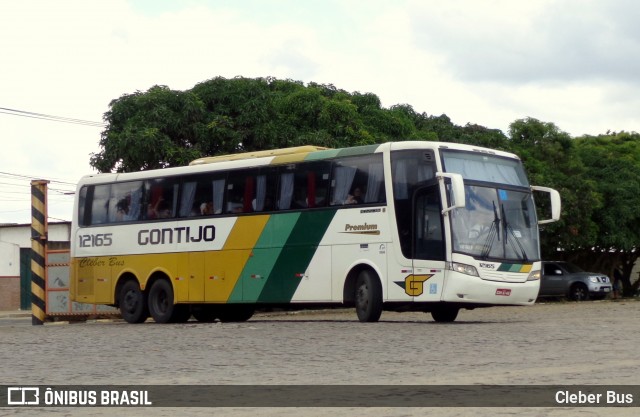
left=227, top=213, right=301, bottom=302
left=333, top=144, right=381, bottom=158
left=257, top=209, right=337, bottom=303
left=304, top=149, right=341, bottom=161
left=497, top=263, right=532, bottom=272
left=304, top=144, right=381, bottom=161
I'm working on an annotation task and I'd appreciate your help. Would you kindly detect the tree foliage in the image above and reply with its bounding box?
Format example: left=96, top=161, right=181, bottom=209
left=506, top=118, right=599, bottom=257
left=92, top=76, right=506, bottom=172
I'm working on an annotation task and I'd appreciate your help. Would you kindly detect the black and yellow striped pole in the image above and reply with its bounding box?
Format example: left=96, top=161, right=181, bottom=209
left=31, top=180, right=49, bottom=325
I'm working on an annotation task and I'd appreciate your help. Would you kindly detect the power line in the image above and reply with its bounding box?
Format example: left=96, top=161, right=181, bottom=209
left=0, top=106, right=105, bottom=128
left=0, top=171, right=78, bottom=186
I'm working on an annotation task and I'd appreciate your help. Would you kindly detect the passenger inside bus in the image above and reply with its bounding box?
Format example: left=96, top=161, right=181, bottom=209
left=155, top=200, right=173, bottom=219
left=115, top=196, right=130, bottom=221
left=200, top=202, right=213, bottom=215
left=345, top=187, right=364, bottom=204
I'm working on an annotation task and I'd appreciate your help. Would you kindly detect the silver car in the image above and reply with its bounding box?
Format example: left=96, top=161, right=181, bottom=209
left=539, top=261, right=612, bottom=301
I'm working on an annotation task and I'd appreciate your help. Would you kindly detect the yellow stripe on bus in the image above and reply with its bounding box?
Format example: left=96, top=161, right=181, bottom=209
left=202, top=215, right=271, bottom=302
left=223, top=215, right=270, bottom=250
left=271, top=152, right=312, bottom=165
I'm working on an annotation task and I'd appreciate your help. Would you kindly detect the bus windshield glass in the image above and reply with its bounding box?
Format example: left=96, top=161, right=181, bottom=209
left=441, top=150, right=529, bottom=186
left=450, top=185, right=540, bottom=261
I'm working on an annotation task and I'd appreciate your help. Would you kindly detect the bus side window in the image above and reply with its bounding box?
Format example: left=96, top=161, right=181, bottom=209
left=278, top=171, right=294, bottom=210
left=145, top=178, right=177, bottom=220
left=277, top=162, right=330, bottom=210
left=78, top=186, right=90, bottom=226
left=90, top=184, right=111, bottom=225
left=226, top=172, right=247, bottom=214
left=178, top=175, right=225, bottom=217
left=252, top=169, right=277, bottom=212
left=110, top=181, right=143, bottom=223
left=330, top=154, right=385, bottom=206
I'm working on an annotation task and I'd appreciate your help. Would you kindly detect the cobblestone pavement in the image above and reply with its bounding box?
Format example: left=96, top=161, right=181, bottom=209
left=1, top=300, right=639, bottom=416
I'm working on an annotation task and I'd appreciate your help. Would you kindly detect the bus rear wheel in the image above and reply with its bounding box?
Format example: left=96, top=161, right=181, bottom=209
left=119, top=280, right=149, bottom=324
left=355, top=270, right=383, bottom=322
left=148, top=279, right=182, bottom=323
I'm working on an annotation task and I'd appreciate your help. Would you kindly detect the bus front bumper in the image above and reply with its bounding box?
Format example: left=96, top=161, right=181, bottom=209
left=442, top=273, right=540, bottom=306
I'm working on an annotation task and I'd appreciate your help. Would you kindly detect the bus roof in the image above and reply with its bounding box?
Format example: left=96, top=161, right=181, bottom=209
left=189, top=145, right=331, bottom=165
left=76, top=141, right=520, bottom=186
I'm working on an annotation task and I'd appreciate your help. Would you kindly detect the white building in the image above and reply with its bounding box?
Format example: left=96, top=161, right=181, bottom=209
left=0, top=222, right=71, bottom=310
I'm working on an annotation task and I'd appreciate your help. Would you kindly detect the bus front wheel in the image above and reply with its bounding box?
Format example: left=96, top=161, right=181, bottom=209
left=119, top=280, right=149, bottom=324
left=431, top=306, right=459, bottom=323
left=217, top=305, right=254, bottom=322
left=355, top=270, right=383, bottom=323
left=148, top=279, right=182, bottom=324
left=192, top=305, right=218, bottom=323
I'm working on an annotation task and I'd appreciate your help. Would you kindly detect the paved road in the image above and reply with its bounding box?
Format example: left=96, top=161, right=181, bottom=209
left=1, top=300, right=639, bottom=416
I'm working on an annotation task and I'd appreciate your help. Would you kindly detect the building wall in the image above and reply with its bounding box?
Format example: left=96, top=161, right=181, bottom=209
left=0, top=222, right=71, bottom=247
left=0, top=222, right=71, bottom=311
left=0, top=241, right=20, bottom=310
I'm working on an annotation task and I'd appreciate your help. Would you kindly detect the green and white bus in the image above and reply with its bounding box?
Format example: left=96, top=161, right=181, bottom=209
left=70, top=141, right=560, bottom=323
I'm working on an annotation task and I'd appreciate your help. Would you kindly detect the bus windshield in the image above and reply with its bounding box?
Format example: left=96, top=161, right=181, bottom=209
left=441, top=149, right=529, bottom=186
left=442, top=149, right=539, bottom=261
left=450, top=185, right=540, bottom=261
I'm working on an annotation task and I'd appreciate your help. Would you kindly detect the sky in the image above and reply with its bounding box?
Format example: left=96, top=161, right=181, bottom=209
left=1, top=0, right=639, bottom=225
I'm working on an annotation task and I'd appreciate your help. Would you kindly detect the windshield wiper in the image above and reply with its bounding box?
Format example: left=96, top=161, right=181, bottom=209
left=501, top=204, right=528, bottom=261
left=480, top=202, right=501, bottom=259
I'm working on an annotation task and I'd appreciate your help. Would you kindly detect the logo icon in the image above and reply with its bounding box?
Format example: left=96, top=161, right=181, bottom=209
left=394, top=274, right=434, bottom=296
left=7, top=387, right=40, bottom=405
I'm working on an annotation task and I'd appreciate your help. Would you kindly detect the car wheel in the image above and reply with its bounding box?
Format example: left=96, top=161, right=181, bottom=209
left=568, top=283, right=589, bottom=301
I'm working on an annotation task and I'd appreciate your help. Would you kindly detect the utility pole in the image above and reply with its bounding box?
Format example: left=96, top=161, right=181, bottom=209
left=30, top=180, right=49, bottom=325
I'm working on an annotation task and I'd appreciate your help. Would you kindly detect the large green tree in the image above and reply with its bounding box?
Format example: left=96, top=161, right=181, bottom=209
left=506, top=118, right=599, bottom=258
left=571, top=132, right=640, bottom=295
left=92, top=85, right=207, bottom=172
left=92, top=76, right=509, bottom=173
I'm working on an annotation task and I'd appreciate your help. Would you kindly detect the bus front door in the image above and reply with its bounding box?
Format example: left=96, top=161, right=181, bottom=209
left=411, top=186, right=446, bottom=301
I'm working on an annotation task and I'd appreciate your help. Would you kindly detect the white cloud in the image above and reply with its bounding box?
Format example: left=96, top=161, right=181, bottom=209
left=1, top=0, right=639, bottom=224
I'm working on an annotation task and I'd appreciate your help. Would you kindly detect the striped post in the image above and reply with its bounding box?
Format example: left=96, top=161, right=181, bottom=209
left=31, top=180, right=49, bottom=325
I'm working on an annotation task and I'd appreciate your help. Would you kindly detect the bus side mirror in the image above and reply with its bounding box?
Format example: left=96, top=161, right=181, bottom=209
left=437, top=172, right=465, bottom=214
left=531, top=186, right=561, bottom=224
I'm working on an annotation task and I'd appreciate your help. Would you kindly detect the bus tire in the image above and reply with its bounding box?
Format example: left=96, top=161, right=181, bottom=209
left=171, top=305, right=192, bottom=323
left=355, top=270, right=383, bottom=322
left=192, top=305, right=218, bottom=323
left=119, top=280, right=149, bottom=324
left=431, top=306, right=459, bottom=323
left=217, top=305, right=254, bottom=322
left=148, top=279, right=179, bottom=324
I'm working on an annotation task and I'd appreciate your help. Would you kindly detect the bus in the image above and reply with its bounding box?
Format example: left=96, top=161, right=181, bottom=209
left=70, top=141, right=560, bottom=323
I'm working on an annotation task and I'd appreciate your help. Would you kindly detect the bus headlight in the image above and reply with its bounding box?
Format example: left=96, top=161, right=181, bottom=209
left=527, top=270, right=541, bottom=281
left=448, top=262, right=479, bottom=277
